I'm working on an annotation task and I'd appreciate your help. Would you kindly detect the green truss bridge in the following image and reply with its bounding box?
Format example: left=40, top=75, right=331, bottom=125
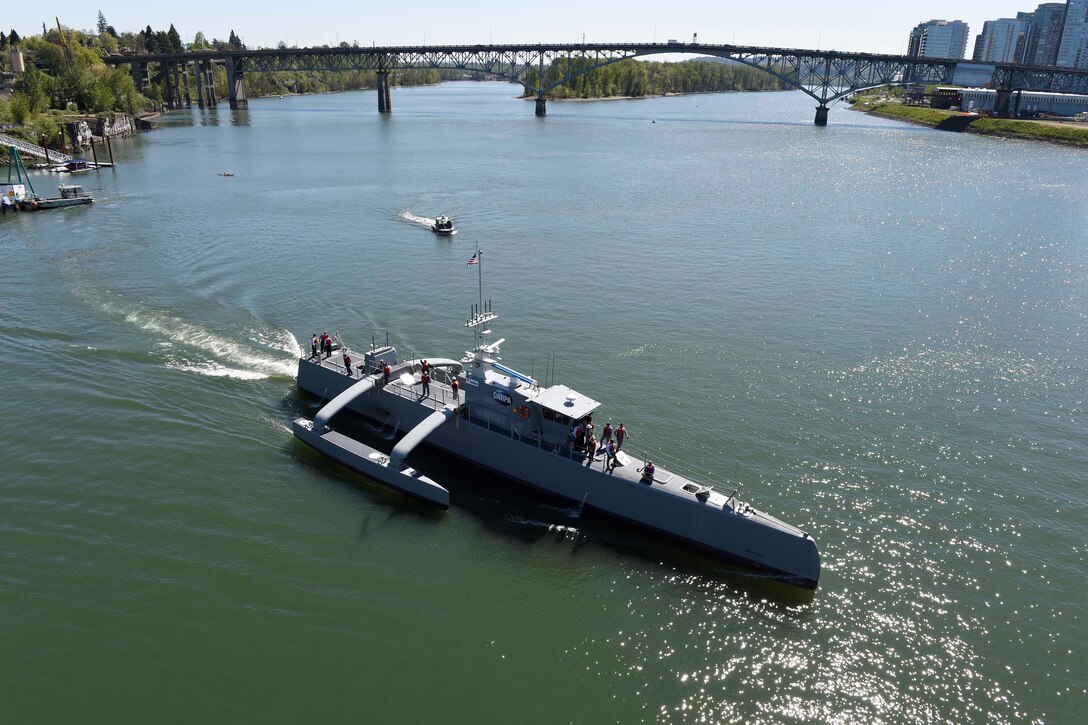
left=105, top=42, right=1088, bottom=126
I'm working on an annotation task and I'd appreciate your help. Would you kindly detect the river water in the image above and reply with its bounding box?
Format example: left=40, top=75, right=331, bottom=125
left=2, top=83, right=1085, bottom=722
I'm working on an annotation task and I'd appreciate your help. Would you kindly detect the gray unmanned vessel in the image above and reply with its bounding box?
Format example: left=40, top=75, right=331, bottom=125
left=293, top=246, right=820, bottom=589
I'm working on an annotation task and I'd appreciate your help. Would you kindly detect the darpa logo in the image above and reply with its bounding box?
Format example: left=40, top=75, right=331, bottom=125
left=492, top=390, right=513, bottom=406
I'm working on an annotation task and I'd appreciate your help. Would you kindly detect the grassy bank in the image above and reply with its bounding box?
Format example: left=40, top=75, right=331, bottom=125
left=860, top=102, right=1088, bottom=147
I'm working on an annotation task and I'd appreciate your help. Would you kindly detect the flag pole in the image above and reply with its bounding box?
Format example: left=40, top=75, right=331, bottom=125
left=477, top=242, right=483, bottom=319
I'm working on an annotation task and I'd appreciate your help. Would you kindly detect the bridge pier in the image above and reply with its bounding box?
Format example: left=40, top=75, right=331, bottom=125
left=182, top=63, right=193, bottom=107
left=195, top=62, right=205, bottom=108
left=814, top=104, right=829, bottom=126
left=994, top=89, right=1012, bottom=118
left=227, top=58, right=248, bottom=110
left=535, top=96, right=547, bottom=116
left=202, top=60, right=218, bottom=107
left=163, top=62, right=177, bottom=109
left=377, top=72, right=391, bottom=113
left=131, top=62, right=149, bottom=95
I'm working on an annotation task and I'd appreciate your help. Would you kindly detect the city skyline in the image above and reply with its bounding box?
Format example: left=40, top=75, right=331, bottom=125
left=2, top=1, right=1049, bottom=56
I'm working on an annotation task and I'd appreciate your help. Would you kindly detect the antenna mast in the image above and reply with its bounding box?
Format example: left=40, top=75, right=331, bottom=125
left=465, top=242, right=497, bottom=350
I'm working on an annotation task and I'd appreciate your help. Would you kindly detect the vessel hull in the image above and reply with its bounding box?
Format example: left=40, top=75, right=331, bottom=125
left=297, top=359, right=819, bottom=588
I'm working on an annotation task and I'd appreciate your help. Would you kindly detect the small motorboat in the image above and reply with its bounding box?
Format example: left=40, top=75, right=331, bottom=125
left=431, top=215, right=456, bottom=235
left=219, top=171, right=234, bottom=177
left=18, top=184, right=94, bottom=211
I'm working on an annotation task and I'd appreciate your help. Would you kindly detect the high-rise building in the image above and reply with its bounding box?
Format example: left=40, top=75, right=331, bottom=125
left=907, top=19, right=970, bottom=59
left=972, top=17, right=1031, bottom=63
left=1057, top=0, right=1088, bottom=67
left=1024, top=3, right=1069, bottom=66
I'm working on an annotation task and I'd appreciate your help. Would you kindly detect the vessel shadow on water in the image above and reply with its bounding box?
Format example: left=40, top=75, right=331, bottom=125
left=292, top=246, right=820, bottom=590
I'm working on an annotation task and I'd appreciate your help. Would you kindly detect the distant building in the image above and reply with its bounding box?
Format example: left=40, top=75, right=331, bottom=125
left=1057, top=0, right=1088, bottom=67
left=1023, top=3, right=1069, bottom=66
left=907, top=19, right=970, bottom=59
left=972, top=17, right=1030, bottom=63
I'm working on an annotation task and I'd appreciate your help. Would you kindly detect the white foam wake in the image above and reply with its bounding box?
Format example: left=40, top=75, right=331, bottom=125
left=397, top=208, right=436, bottom=227
left=100, top=295, right=301, bottom=380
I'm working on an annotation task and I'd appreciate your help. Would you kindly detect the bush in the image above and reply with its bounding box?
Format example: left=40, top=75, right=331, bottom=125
left=9, top=92, right=31, bottom=125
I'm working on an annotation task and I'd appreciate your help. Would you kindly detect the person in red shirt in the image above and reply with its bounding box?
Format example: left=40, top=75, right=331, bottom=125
left=421, top=370, right=431, bottom=397
left=615, top=423, right=627, bottom=451
left=600, top=421, right=613, bottom=446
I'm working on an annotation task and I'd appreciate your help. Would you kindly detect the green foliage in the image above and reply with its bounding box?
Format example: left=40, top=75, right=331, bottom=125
left=4, top=22, right=154, bottom=134
left=243, top=68, right=442, bottom=97
left=9, top=92, right=31, bottom=125
left=14, top=65, right=54, bottom=113
left=522, top=59, right=792, bottom=99
left=32, top=114, right=61, bottom=145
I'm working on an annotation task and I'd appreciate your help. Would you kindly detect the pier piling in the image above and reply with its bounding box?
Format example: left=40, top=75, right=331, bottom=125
left=535, top=97, right=547, bottom=116
left=814, top=104, right=829, bottom=126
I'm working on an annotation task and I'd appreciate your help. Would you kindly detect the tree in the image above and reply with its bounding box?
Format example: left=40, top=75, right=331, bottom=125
left=167, top=24, right=182, bottom=52
left=9, top=92, right=30, bottom=124
left=97, top=11, right=108, bottom=35
left=10, top=29, right=21, bottom=45
left=14, top=64, right=54, bottom=113
left=192, top=31, right=207, bottom=49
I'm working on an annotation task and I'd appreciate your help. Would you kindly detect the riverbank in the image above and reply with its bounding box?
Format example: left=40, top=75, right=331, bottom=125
left=854, top=102, right=1088, bottom=147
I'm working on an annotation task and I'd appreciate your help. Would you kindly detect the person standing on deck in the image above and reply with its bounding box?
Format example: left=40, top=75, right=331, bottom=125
left=585, top=434, right=597, bottom=463
left=615, top=423, right=628, bottom=451
left=600, top=421, right=613, bottom=446
left=605, top=439, right=618, bottom=472
left=421, top=359, right=430, bottom=375
left=451, top=377, right=460, bottom=404
left=383, top=362, right=391, bottom=386
left=421, top=370, right=431, bottom=397
left=310, top=334, right=319, bottom=360
left=342, top=354, right=352, bottom=375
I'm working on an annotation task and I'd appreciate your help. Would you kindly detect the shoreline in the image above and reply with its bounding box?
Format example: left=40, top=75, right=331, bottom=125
left=853, top=102, right=1088, bottom=148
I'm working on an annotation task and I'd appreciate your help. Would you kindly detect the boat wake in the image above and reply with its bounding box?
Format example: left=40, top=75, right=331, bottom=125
left=507, top=514, right=585, bottom=541
left=99, top=295, right=301, bottom=380
left=397, top=209, right=436, bottom=228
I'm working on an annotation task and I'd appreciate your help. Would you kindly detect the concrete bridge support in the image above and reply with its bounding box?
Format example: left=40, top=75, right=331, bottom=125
left=227, top=59, right=248, bottom=110
left=377, top=72, right=391, bottom=112
left=994, top=89, right=1012, bottom=117
left=814, top=104, right=829, bottom=126
left=535, top=96, right=547, bottom=116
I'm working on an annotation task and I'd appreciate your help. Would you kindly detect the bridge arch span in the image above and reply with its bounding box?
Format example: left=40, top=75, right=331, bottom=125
left=106, top=44, right=1088, bottom=125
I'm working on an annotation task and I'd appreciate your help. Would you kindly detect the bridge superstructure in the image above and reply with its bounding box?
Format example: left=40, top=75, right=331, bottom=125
left=106, top=42, right=1088, bottom=125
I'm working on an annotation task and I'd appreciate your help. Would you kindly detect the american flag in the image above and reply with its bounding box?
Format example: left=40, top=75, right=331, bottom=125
left=466, top=252, right=479, bottom=265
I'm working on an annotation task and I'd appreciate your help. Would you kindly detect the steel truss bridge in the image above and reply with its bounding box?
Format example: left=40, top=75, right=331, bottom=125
left=107, top=43, right=1088, bottom=125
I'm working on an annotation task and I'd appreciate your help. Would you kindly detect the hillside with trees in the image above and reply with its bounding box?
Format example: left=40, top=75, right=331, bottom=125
left=524, top=58, right=793, bottom=99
